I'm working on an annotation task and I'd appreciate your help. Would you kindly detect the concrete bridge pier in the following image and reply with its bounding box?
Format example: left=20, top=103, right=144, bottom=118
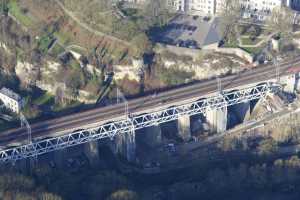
left=114, top=130, right=136, bottom=162
left=231, top=101, right=251, bottom=123
left=126, top=130, right=136, bottom=162
left=205, top=107, right=227, bottom=133
left=15, top=159, right=30, bottom=173
left=144, top=125, right=162, bottom=147
left=281, top=73, right=300, bottom=93
left=84, top=141, right=100, bottom=167
left=177, top=114, right=191, bottom=141
left=53, top=148, right=67, bottom=168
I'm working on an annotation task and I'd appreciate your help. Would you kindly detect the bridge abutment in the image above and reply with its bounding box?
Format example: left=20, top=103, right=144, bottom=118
left=205, top=107, right=227, bottom=133
left=177, top=115, right=191, bottom=141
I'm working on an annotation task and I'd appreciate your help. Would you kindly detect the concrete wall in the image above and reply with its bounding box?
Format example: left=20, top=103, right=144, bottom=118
left=156, top=43, right=253, bottom=63
left=155, top=43, right=201, bottom=61
left=203, top=44, right=254, bottom=63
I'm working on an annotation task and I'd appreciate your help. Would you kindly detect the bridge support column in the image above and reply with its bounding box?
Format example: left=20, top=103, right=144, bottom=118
left=84, top=141, right=100, bottom=167
left=53, top=148, right=67, bottom=168
left=177, top=115, right=191, bottom=141
left=114, top=130, right=136, bottom=162
left=281, top=73, right=300, bottom=93
left=144, top=125, right=162, bottom=147
left=126, top=130, right=136, bottom=162
left=232, top=101, right=251, bottom=123
left=15, top=159, right=30, bottom=173
left=205, top=107, right=227, bottom=133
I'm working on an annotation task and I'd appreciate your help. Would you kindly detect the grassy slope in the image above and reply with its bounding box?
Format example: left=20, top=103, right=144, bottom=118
left=8, top=0, right=33, bottom=27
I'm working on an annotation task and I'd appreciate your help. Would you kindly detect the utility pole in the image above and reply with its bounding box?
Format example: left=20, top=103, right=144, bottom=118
left=116, top=87, right=135, bottom=161
left=20, top=112, right=37, bottom=171
left=274, top=57, right=280, bottom=83
left=117, top=87, right=120, bottom=104
left=1, top=0, right=4, bottom=49
left=117, top=88, right=129, bottom=120
left=20, top=113, right=32, bottom=144
left=216, top=76, right=222, bottom=94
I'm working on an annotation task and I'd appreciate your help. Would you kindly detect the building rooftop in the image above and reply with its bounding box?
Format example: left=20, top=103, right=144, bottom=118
left=0, top=87, right=22, bottom=102
left=151, top=15, right=222, bottom=48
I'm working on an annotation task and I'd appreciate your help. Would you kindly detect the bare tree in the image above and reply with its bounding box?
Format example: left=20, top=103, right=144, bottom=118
left=55, top=86, right=65, bottom=105
left=219, top=0, right=242, bottom=44
left=131, top=32, right=152, bottom=57
left=143, top=0, right=169, bottom=27
left=266, top=6, right=294, bottom=39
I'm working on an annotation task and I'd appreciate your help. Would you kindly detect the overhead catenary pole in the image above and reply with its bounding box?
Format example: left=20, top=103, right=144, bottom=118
left=117, top=87, right=129, bottom=120
left=216, top=76, right=222, bottom=94
left=274, top=57, right=280, bottom=83
left=1, top=0, right=4, bottom=49
left=20, top=112, right=32, bottom=144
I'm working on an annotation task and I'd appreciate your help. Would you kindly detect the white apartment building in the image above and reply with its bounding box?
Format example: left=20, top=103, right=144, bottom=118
left=290, top=0, right=300, bottom=9
left=189, top=0, right=215, bottom=15
left=240, top=0, right=282, bottom=12
left=168, top=0, right=186, bottom=11
left=0, top=87, right=24, bottom=114
left=168, top=0, right=299, bottom=16
left=240, top=0, right=284, bottom=20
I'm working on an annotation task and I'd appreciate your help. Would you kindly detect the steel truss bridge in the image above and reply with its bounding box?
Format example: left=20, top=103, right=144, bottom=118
left=0, top=83, right=279, bottom=163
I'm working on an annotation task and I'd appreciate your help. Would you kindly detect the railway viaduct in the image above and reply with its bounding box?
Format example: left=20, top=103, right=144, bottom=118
left=1, top=58, right=300, bottom=165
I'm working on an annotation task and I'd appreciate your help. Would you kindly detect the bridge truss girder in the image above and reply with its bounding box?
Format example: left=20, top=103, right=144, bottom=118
left=0, top=83, right=278, bottom=163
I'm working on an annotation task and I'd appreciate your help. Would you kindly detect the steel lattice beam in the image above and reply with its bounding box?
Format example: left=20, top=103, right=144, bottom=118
left=0, top=83, right=278, bottom=163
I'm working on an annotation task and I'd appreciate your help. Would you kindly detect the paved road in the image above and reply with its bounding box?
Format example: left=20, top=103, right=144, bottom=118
left=238, top=33, right=276, bottom=48
left=1, top=57, right=300, bottom=146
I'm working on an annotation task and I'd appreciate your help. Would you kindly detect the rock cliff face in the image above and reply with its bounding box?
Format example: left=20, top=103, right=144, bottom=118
left=114, top=58, right=144, bottom=81
left=15, top=60, right=96, bottom=102
left=14, top=56, right=144, bottom=102
left=15, top=61, right=35, bottom=85
left=158, top=51, right=247, bottom=80
left=14, top=47, right=249, bottom=103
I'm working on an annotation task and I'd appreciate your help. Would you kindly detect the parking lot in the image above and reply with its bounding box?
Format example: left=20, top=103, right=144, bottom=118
left=150, top=14, right=222, bottom=49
